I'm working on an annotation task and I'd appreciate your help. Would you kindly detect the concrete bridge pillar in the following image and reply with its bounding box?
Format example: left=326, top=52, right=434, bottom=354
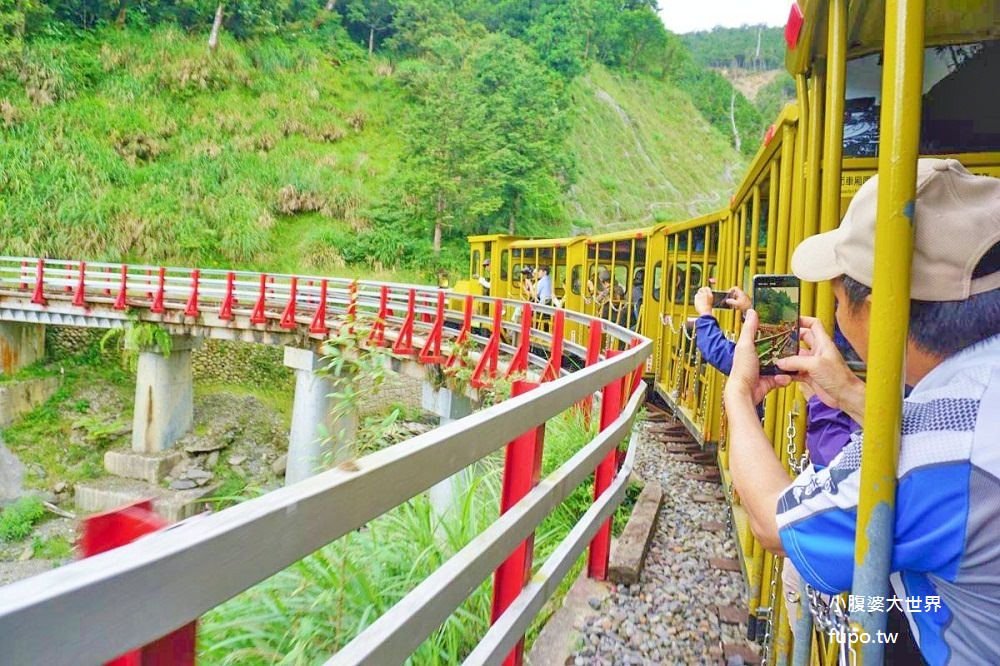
left=422, top=384, right=473, bottom=522
left=0, top=322, right=45, bottom=376
left=284, top=347, right=357, bottom=486
left=132, top=337, right=197, bottom=453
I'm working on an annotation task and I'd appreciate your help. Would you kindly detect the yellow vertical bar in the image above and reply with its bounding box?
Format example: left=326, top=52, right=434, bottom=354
left=680, top=230, right=695, bottom=405
left=766, top=161, right=779, bottom=273
left=750, top=185, right=762, bottom=283
left=801, top=70, right=825, bottom=317
left=734, top=204, right=748, bottom=336
left=851, top=1, right=923, bottom=663
left=817, top=0, right=848, bottom=330
left=774, top=118, right=798, bottom=274
left=789, top=93, right=808, bottom=258
left=667, top=236, right=680, bottom=387
left=627, top=239, right=637, bottom=329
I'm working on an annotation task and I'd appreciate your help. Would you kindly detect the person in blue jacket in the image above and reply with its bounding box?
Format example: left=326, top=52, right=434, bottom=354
left=693, top=285, right=858, bottom=467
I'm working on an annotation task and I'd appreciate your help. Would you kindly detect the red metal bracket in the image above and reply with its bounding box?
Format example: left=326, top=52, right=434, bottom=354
left=541, top=309, right=565, bottom=382
left=219, top=272, right=236, bottom=321
left=114, top=265, right=129, bottom=311
left=280, top=277, right=298, bottom=329
left=30, top=258, right=46, bottom=306
left=309, top=279, right=330, bottom=335
left=588, top=350, right=624, bottom=581
left=491, top=381, right=545, bottom=666
left=81, top=500, right=196, bottom=666
left=183, top=269, right=200, bottom=318
left=785, top=2, right=804, bottom=49
left=250, top=274, right=268, bottom=325
left=418, top=291, right=446, bottom=364
left=150, top=267, right=166, bottom=314
left=505, top=303, right=532, bottom=379
left=446, top=295, right=475, bottom=367
left=392, top=289, right=417, bottom=355
left=579, top=320, right=603, bottom=425
left=72, top=261, right=87, bottom=308
left=369, top=286, right=389, bottom=347
left=470, top=301, right=503, bottom=389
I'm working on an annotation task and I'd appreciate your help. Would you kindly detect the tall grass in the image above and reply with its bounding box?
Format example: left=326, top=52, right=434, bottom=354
left=200, top=410, right=637, bottom=665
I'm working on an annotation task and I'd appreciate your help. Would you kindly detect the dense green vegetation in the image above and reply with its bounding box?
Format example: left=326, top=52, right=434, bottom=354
left=754, top=70, right=796, bottom=124
left=1, top=0, right=751, bottom=277
left=681, top=25, right=786, bottom=71
left=0, top=496, right=46, bottom=541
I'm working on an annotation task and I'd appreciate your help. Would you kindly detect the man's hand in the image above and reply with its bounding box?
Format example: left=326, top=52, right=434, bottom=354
left=724, top=309, right=792, bottom=406
left=725, top=287, right=752, bottom=312
left=776, top=317, right=866, bottom=422
left=694, top=286, right=714, bottom=316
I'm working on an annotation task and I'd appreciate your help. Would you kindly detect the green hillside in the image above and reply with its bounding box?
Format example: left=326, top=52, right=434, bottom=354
left=0, top=3, right=745, bottom=280
left=564, top=65, right=738, bottom=230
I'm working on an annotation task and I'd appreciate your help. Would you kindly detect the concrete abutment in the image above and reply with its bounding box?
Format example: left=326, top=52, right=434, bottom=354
left=131, top=337, right=198, bottom=454
left=0, top=322, right=45, bottom=376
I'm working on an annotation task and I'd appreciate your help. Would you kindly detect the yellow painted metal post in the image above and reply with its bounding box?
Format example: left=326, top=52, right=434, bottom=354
left=851, top=0, right=924, bottom=663
left=817, top=0, right=848, bottom=330
left=801, top=70, right=825, bottom=317
left=774, top=121, right=797, bottom=274
left=789, top=79, right=809, bottom=256
left=766, top=161, right=779, bottom=273
left=627, top=239, right=637, bottom=330
left=680, top=230, right=695, bottom=405
left=750, top=185, right=762, bottom=281
left=734, top=204, right=748, bottom=336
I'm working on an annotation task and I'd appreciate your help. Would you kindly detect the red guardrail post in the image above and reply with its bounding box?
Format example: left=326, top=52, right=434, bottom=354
left=183, top=269, right=200, bottom=318
left=279, top=276, right=299, bottom=329
left=114, top=265, right=129, bottom=311
left=250, top=274, right=268, bottom=325
left=418, top=291, right=446, bottom=364
left=588, top=349, right=624, bottom=580
left=579, top=320, right=603, bottom=426
left=219, top=272, right=236, bottom=321
left=541, top=309, right=565, bottom=382
left=393, top=289, right=417, bottom=354
left=504, top=303, right=532, bottom=378
left=309, top=279, right=330, bottom=335
left=30, top=258, right=46, bottom=305
left=470, top=300, right=503, bottom=388
left=72, top=261, right=87, bottom=307
left=491, top=380, right=545, bottom=666
left=369, top=285, right=389, bottom=346
left=81, top=500, right=196, bottom=666
left=447, top=294, right=474, bottom=367
left=150, top=267, right=166, bottom=314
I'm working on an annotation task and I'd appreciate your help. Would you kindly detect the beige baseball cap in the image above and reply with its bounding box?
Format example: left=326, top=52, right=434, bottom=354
left=791, top=158, right=1000, bottom=301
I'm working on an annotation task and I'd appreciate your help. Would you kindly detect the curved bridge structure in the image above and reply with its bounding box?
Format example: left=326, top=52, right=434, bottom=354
left=0, top=256, right=651, bottom=665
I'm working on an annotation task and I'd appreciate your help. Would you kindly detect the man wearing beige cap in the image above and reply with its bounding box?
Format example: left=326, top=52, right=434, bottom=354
left=724, top=159, right=1000, bottom=665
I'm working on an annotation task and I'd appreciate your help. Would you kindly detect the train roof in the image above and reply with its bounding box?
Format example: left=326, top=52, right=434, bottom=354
left=586, top=226, right=659, bottom=244
left=786, top=0, right=1000, bottom=75
left=509, top=237, right=587, bottom=249
left=466, top=234, right=525, bottom=242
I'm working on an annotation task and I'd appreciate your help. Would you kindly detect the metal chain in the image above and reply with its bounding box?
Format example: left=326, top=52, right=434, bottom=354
left=760, top=554, right=781, bottom=666
left=805, top=586, right=857, bottom=666
left=785, top=408, right=800, bottom=474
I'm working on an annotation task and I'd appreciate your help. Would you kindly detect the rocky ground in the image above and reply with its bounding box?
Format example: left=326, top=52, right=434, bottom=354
left=569, top=421, right=760, bottom=665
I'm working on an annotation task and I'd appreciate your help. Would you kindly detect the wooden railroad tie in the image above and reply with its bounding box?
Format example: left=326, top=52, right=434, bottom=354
left=691, top=492, right=724, bottom=503
left=722, top=643, right=761, bottom=666
left=700, top=521, right=726, bottom=533
left=716, top=604, right=748, bottom=625
left=708, top=557, right=741, bottom=572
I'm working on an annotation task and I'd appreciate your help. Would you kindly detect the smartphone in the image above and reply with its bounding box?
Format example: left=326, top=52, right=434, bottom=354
left=711, top=290, right=733, bottom=309
left=752, top=274, right=800, bottom=374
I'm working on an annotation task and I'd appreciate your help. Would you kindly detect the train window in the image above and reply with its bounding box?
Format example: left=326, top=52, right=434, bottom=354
left=844, top=40, right=1000, bottom=157
left=511, top=263, right=522, bottom=284
left=692, top=228, right=706, bottom=252
left=472, top=250, right=481, bottom=276
left=652, top=262, right=662, bottom=302
left=571, top=265, right=582, bottom=295
left=500, top=250, right=509, bottom=280
left=672, top=263, right=703, bottom=303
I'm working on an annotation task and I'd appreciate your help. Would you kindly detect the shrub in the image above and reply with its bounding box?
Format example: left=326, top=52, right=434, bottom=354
left=0, top=496, right=46, bottom=541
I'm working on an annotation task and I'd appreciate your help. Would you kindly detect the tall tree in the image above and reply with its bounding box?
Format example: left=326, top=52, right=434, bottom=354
left=346, top=0, right=394, bottom=54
